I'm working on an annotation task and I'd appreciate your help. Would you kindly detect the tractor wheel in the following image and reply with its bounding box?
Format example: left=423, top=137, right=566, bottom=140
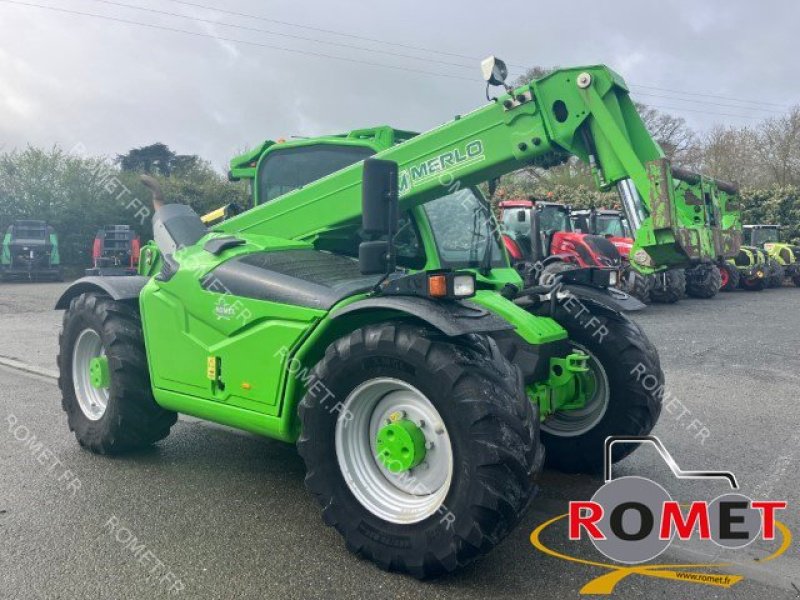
left=620, top=266, right=651, bottom=304
left=649, top=269, right=685, bottom=304
left=740, top=275, right=766, bottom=291
left=297, top=323, right=543, bottom=579
left=793, top=273, right=800, bottom=288
left=57, top=293, right=177, bottom=454
left=767, top=259, right=785, bottom=288
left=719, top=263, right=740, bottom=292
left=685, top=264, right=722, bottom=299
left=541, top=305, right=663, bottom=474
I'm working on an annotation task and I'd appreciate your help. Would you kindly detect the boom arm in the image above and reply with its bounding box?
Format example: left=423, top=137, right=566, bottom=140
left=218, top=65, right=734, bottom=273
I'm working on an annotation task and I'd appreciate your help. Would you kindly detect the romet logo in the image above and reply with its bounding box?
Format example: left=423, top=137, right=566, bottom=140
left=398, top=139, right=484, bottom=196
left=531, top=436, right=791, bottom=595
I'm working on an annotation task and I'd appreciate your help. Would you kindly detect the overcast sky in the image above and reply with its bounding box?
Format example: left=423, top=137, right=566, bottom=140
left=0, top=0, right=797, bottom=170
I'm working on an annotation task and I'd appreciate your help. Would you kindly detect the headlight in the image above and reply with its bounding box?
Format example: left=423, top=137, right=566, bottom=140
left=608, top=270, right=619, bottom=287
left=452, top=274, right=475, bottom=297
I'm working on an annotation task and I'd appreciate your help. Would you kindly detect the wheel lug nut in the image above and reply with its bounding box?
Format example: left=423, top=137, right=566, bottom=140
left=425, top=441, right=434, bottom=450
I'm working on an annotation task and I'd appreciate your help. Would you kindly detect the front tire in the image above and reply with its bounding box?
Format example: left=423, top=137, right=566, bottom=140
left=57, top=293, right=176, bottom=454
left=541, top=306, right=663, bottom=474
left=767, top=259, right=785, bottom=288
left=620, top=266, right=651, bottom=304
left=649, top=269, right=685, bottom=304
left=297, top=323, right=543, bottom=578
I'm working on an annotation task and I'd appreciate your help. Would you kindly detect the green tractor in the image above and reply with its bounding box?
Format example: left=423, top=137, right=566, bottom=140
left=743, top=224, right=800, bottom=287
left=1, top=219, right=62, bottom=281
left=726, top=246, right=768, bottom=291
left=56, top=59, right=735, bottom=577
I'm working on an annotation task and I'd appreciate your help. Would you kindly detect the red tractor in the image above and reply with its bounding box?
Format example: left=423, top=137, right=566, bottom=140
left=570, top=208, right=652, bottom=303
left=498, top=199, right=626, bottom=292
left=85, top=225, right=140, bottom=276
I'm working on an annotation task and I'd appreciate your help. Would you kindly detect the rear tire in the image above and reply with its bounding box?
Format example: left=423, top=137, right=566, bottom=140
left=541, top=307, right=663, bottom=474
left=58, top=293, right=176, bottom=454
left=297, top=323, right=543, bottom=579
left=741, top=275, right=766, bottom=291
left=649, top=269, right=685, bottom=304
left=685, top=264, right=722, bottom=299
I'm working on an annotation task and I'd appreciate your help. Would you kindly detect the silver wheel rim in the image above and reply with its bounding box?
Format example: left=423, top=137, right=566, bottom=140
left=72, top=328, right=109, bottom=421
left=541, top=342, right=609, bottom=437
left=335, top=377, right=453, bottom=524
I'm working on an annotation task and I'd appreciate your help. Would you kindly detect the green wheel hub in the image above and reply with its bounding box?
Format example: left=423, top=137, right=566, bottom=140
left=89, top=356, right=110, bottom=389
left=376, top=419, right=427, bottom=473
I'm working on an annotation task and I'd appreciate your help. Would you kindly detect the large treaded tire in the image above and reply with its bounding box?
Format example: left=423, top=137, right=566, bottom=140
left=542, top=306, right=663, bottom=474
left=297, top=323, right=543, bottom=579
left=620, top=266, right=651, bottom=304
left=649, top=269, right=685, bottom=304
left=58, top=293, right=176, bottom=454
left=720, top=263, right=740, bottom=291
left=685, top=264, right=722, bottom=299
left=767, top=259, right=785, bottom=288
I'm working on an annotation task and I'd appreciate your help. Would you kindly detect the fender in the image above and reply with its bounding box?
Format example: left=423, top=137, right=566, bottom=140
left=559, top=283, right=646, bottom=314
left=329, top=296, right=514, bottom=337
left=55, top=276, right=149, bottom=310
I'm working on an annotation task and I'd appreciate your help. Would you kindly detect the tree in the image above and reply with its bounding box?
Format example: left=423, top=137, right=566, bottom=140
left=116, top=143, right=201, bottom=177
left=752, top=106, right=800, bottom=186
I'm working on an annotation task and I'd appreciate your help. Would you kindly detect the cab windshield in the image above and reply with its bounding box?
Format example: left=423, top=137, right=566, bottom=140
left=595, top=215, right=625, bottom=237
left=423, top=188, right=505, bottom=270
left=750, top=228, right=780, bottom=246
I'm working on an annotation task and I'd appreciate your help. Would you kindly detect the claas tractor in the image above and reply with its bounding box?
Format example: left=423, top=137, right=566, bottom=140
left=1, top=220, right=62, bottom=281
left=743, top=224, right=800, bottom=287
left=727, top=245, right=768, bottom=291
left=56, top=58, right=737, bottom=577
left=570, top=208, right=651, bottom=303
left=85, top=225, right=141, bottom=277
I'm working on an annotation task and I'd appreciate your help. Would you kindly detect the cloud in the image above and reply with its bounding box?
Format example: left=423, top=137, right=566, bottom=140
left=0, top=0, right=796, bottom=169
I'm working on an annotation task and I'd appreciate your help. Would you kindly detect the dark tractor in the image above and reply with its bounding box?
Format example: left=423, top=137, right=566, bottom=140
left=0, top=220, right=62, bottom=281
left=85, top=225, right=140, bottom=276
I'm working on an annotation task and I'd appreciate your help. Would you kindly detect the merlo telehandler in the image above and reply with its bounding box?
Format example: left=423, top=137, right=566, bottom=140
left=56, top=58, right=737, bottom=577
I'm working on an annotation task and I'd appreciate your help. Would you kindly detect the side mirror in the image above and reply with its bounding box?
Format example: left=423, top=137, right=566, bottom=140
left=360, top=158, right=399, bottom=275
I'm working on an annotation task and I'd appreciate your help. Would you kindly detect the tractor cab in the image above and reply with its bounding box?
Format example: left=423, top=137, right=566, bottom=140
left=743, top=225, right=781, bottom=247
left=499, top=200, right=620, bottom=271
left=571, top=208, right=633, bottom=259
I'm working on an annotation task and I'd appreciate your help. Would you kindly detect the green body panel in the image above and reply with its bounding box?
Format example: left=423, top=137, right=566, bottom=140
left=139, top=234, right=331, bottom=441
left=1, top=233, right=10, bottom=265
left=470, top=290, right=566, bottom=345
left=49, top=233, right=60, bottom=265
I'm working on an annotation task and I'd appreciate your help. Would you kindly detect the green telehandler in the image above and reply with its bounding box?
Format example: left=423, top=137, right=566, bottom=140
left=56, top=59, right=736, bottom=577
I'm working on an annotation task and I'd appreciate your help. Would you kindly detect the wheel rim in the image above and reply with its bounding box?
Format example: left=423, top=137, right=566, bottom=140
left=72, top=328, right=109, bottom=421
left=720, top=267, right=729, bottom=288
left=542, top=342, right=610, bottom=437
left=335, top=377, right=453, bottom=524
